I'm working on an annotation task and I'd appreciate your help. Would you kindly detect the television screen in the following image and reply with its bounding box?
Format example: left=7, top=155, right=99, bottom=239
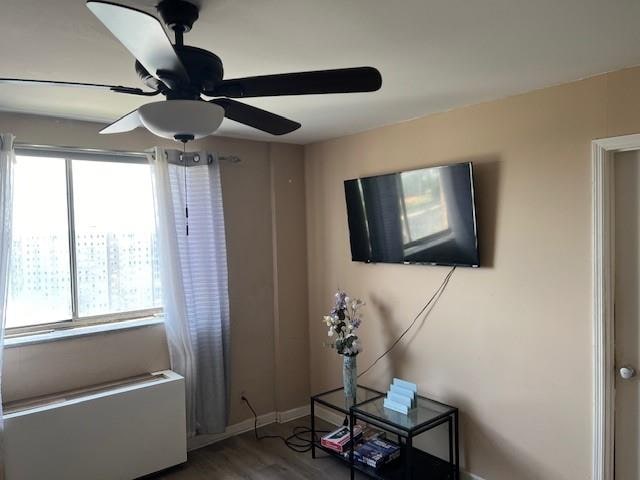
left=344, top=162, right=479, bottom=267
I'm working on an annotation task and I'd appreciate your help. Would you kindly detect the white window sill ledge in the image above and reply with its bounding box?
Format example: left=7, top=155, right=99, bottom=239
left=4, top=317, right=165, bottom=348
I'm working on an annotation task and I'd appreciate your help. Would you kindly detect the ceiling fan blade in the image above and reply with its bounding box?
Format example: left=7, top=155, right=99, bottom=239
left=207, top=67, right=382, bottom=98
left=0, top=77, right=158, bottom=96
left=87, top=1, right=189, bottom=87
left=99, top=108, right=142, bottom=134
left=211, top=98, right=300, bottom=135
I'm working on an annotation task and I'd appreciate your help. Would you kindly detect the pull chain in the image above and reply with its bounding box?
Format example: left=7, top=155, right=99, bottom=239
left=183, top=142, right=189, bottom=236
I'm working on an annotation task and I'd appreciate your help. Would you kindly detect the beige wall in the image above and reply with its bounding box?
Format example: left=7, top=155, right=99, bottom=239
left=217, top=139, right=277, bottom=423
left=304, top=66, right=640, bottom=479
left=0, top=111, right=307, bottom=425
left=3, top=324, right=170, bottom=403
left=270, top=143, right=310, bottom=412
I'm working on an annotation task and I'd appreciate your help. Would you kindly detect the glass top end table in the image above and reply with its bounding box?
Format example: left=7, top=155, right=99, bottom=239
left=310, top=384, right=459, bottom=480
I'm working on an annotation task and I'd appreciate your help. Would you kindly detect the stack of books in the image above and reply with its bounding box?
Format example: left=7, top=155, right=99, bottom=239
left=320, top=425, right=363, bottom=453
left=322, top=424, right=401, bottom=469
left=353, top=437, right=401, bottom=469
left=339, top=426, right=386, bottom=459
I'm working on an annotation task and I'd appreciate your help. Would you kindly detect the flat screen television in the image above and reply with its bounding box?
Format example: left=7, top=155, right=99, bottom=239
left=344, top=162, right=479, bottom=267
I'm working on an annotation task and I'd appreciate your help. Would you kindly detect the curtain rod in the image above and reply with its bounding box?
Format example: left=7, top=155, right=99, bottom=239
left=14, top=143, right=241, bottom=164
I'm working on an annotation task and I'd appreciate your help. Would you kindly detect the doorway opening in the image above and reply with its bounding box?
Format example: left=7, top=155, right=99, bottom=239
left=592, top=134, right=640, bottom=480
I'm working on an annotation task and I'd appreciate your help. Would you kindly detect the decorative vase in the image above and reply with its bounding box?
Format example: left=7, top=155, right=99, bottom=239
left=343, top=354, right=357, bottom=403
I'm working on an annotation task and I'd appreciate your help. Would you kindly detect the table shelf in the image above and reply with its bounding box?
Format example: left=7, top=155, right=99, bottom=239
left=313, top=441, right=453, bottom=480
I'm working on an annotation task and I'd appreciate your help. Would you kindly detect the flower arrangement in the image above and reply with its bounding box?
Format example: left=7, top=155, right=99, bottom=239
left=323, top=290, right=365, bottom=356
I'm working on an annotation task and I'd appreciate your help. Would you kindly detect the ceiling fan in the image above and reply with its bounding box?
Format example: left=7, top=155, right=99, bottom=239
left=0, top=0, right=382, bottom=142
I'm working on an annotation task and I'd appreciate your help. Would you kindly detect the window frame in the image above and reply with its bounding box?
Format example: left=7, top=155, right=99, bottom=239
left=7, top=144, right=163, bottom=335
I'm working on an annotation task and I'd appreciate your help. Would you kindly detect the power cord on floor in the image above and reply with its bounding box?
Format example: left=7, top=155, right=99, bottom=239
left=241, top=395, right=330, bottom=453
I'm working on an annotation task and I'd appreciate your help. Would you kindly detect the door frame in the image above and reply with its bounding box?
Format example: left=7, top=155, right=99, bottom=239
left=592, top=133, right=640, bottom=480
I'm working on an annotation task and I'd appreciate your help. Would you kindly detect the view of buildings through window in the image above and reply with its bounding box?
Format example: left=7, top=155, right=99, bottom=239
left=6, top=154, right=162, bottom=329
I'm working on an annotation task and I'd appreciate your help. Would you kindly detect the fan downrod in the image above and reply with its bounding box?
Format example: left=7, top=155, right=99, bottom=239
left=156, top=0, right=199, bottom=42
left=137, top=1, right=223, bottom=96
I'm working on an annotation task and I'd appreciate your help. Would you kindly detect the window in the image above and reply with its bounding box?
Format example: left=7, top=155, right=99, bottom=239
left=399, top=168, right=449, bottom=245
left=6, top=148, right=162, bottom=331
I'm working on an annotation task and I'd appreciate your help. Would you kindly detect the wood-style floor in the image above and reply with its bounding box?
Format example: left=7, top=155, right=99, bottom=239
left=147, top=416, right=365, bottom=479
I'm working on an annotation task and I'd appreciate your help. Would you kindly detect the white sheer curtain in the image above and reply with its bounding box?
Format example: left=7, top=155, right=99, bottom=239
left=148, top=147, right=230, bottom=437
left=0, top=134, right=15, bottom=478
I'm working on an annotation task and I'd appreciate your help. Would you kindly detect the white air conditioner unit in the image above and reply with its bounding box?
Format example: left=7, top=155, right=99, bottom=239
left=4, top=370, right=186, bottom=480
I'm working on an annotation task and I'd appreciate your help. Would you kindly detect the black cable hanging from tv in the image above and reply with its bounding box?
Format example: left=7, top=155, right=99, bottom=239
left=358, top=265, right=456, bottom=378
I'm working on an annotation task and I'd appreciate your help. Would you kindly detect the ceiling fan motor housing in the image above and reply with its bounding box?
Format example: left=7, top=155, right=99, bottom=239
left=135, top=46, right=224, bottom=98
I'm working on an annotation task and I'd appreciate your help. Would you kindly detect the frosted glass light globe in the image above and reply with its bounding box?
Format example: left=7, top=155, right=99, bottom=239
left=138, top=100, right=225, bottom=140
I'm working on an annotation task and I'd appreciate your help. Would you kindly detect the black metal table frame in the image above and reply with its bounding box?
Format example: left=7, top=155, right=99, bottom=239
left=310, top=386, right=460, bottom=480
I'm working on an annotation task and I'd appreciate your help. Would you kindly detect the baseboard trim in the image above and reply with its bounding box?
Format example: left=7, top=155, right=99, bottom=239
left=188, top=404, right=310, bottom=451
left=460, top=472, right=486, bottom=480
left=314, top=405, right=347, bottom=426
left=276, top=404, right=310, bottom=423
left=188, top=403, right=486, bottom=480
left=187, top=411, right=277, bottom=451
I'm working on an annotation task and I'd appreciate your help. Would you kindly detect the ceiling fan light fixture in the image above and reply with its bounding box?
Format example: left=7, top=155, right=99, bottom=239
left=138, top=100, right=225, bottom=140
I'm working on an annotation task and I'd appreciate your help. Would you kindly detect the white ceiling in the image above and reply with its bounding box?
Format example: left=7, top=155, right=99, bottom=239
left=2, top=0, right=640, bottom=144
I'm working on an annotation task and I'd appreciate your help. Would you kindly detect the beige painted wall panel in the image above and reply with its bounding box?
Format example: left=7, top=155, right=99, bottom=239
left=270, top=143, right=310, bottom=411
left=218, top=140, right=277, bottom=423
left=305, top=75, right=610, bottom=479
left=606, top=67, right=640, bottom=138
left=3, top=325, right=170, bottom=403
